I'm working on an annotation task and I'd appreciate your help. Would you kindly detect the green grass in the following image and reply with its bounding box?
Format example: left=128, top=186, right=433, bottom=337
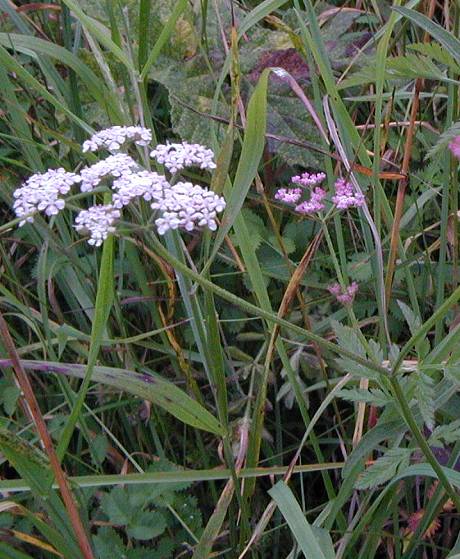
left=1, top=1, right=460, bottom=558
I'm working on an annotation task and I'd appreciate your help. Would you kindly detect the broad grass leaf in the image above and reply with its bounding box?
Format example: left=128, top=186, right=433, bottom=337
left=17, top=359, right=224, bottom=435
left=269, top=481, right=334, bottom=559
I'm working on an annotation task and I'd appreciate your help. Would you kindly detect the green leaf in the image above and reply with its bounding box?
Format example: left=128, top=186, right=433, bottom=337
left=0, top=33, right=121, bottom=120
left=17, top=359, right=224, bottom=435
left=93, top=527, right=127, bottom=559
left=409, top=42, right=460, bottom=72
left=269, top=481, right=334, bottom=559
left=60, top=0, right=133, bottom=69
left=414, top=372, right=435, bottom=429
left=101, top=486, right=132, bottom=525
left=347, top=253, right=373, bottom=282
left=355, top=447, right=412, bottom=490
left=57, top=234, right=115, bottom=460
left=338, top=388, right=390, bottom=407
left=427, top=120, right=460, bottom=159
left=1, top=385, right=20, bottom=416
left=393, top=6, right=460, bottom=61
left=208, top=68, right=270, bottom=264
left=127, top=511, right=167, bottom=540
left=429, top=419, right=460, bottom=446
left=92, top=434, right=109, bottom=465
left=140, top=0, right=189, bottom=80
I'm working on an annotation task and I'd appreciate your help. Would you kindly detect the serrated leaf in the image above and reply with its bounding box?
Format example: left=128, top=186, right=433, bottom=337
left=347, top=252, right=372, bottom=282
left=415, top=372, right=435, bottom=429
left=127, top=510, right=167, bottom=541
left=397, top=300, right=421, bottom=335
left=338, top=388, right=390, bottom=407
left=332, top=321, right=366, bottom=358
left=267, top=234, right=296, bottom=255
left=429, top=419, right=460, bottom=446
left=444, top=363, right=460, bottom=383
left=93, top=527, right=126, bottom=559
left=101, top=487, right=132, bottom=525
left=356, top=447, right=412, bottom=489
left=409, top=42, right=460, bottom=72
left=231, top=208, right=266, bottom=251
left=427, top=120, right=460, bottom=159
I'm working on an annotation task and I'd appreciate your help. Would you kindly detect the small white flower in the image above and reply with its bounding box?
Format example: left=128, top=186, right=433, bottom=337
left=13, top=168, right=81, bottom=225
left=82, top=126, right=152, bottom=153
left=112, top=170, right=169, bottom=208
left=79, top=154, right=138, bottom=192
left=74, top=204, right=121, bottom=246
left=150, top=142, right=216, bottom=173
left=151, top=181, right=225, bottom=235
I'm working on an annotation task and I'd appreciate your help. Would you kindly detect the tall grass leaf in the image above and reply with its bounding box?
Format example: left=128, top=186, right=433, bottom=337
left=13, top=360, right=224, bottom=435
left=0, top=46, right=93, bottom=134
left=57, top=235, right=115, bottom=460
left=393, top=6, right=460, bottom=60
left=0, top=461, right=343, bottom=493
left=140, top=0, right=188, bottom=81
left=60, top=0, right=132, bottom=69
left=269, top=481, right=334, bottom=559
left=0, top=33, right=122, bottom=121
left=206, top=68, right=270, bottom=267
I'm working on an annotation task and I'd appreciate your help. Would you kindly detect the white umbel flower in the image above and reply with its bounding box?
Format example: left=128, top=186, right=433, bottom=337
left=150, top=142, right=216, bottom=173
left=74, top=204, right=121, bottom=246
left=151, top=181, right=225, bottom=235
left=79, top=154, right=138, bottom=192
left=112, top=170, right=169, bottom=208
left=82, top=126, right=152, bottom=153
left=13, top=168, right=82, bottom=226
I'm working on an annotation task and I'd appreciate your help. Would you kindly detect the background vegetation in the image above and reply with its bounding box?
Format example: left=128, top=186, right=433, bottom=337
left=1, top=0, right=460, bottom=557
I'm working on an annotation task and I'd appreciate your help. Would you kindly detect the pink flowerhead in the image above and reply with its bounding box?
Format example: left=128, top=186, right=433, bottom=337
left=449, top=136, right=460, bottom=160
left=291, top=172, right=326, bottom=187
left=328, top=281, right=359, bottom=305
left=332, top=178, right=365, bottom=210
left=295, top=187, right=326, bottom=214
left=275, top=188, right=302, bottom=203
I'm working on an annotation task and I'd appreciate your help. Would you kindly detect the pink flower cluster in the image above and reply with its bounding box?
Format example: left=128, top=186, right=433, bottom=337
left=275, top=188, right=302, bottom=203
left=274, top=172, right=365, bottom=216
left=295, top=187, right=326, bottom=214
left=291, top=172, right=326, bottom=187
left=328, top=282, right=359, bottom=305
left=449, top=136, right=460, bottom=159
left=332, top=178, right=365, bottom=210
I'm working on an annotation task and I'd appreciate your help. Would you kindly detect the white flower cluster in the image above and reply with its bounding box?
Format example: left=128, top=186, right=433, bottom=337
left=150, top=142, right=217, bottom=173
left=74, top=204, right=121, bottom=246
left=82, top=126, right=152, bottom=153
left=12, top=127, right=225, bottom=245
left=112, top=170, right=169, bottom=208
left=13, top=168, right=82, bottom=226
left=79, top=154, right=138, bottom=192
left=151, top=181, right=225, bottom=235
